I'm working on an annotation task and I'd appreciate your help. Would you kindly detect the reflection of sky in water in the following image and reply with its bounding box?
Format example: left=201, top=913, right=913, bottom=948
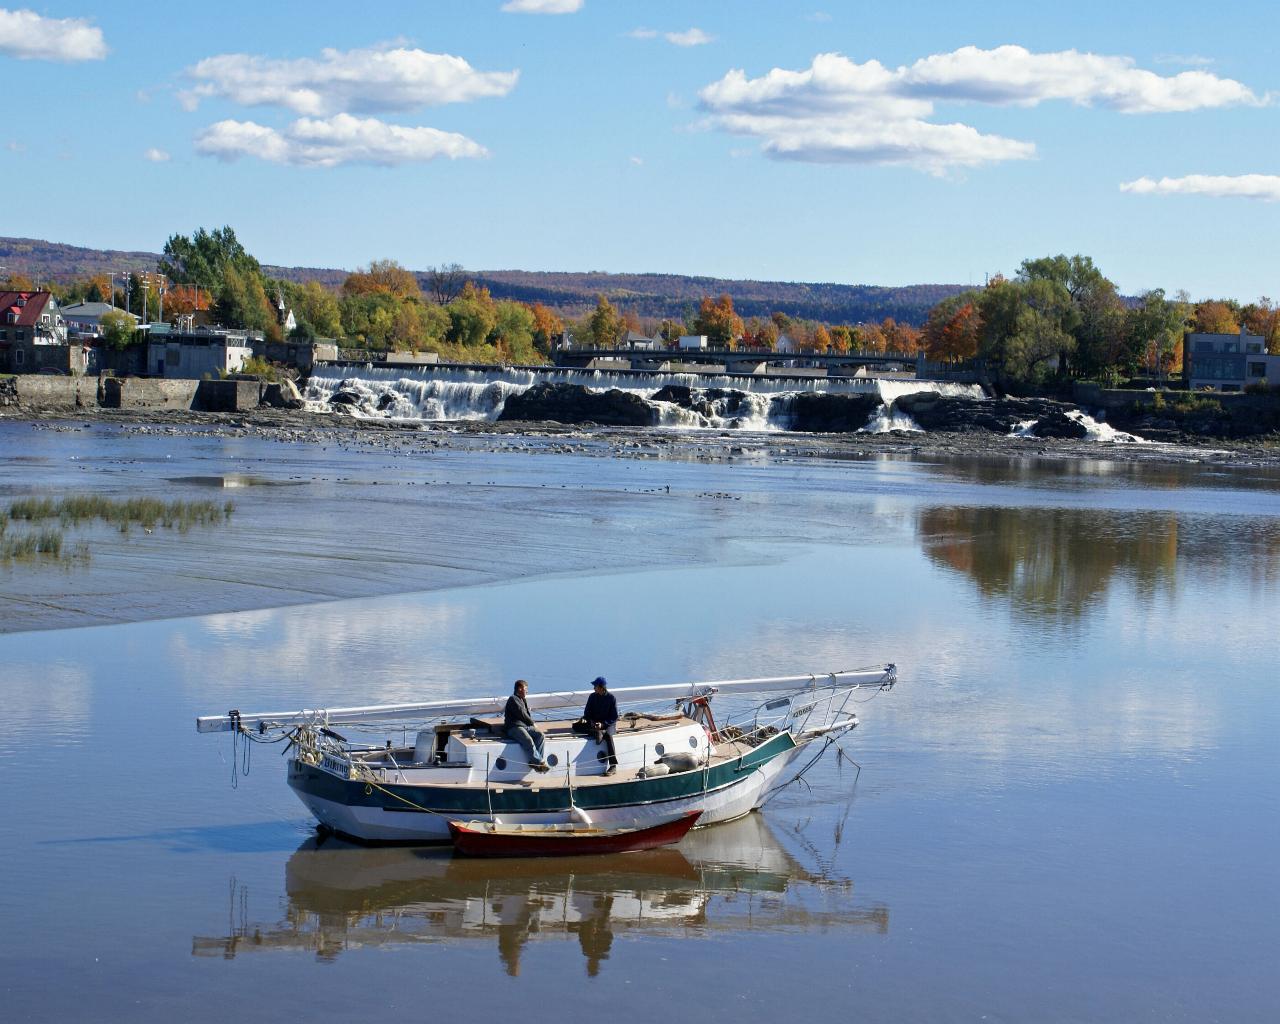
left=2, top=427, right=1279, bottom=1021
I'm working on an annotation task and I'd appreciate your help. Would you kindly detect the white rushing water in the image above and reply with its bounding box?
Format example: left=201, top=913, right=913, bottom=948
left=1010, top=411, right=1148, bottom=444
left=305, top=364, right=982, bottom=431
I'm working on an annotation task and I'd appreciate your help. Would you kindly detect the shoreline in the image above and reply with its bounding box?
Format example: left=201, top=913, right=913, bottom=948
left=5, top=404, right=1280, bottom=469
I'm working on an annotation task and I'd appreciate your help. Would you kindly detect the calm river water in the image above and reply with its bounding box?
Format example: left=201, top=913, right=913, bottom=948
left=1, top=422, right=1278, bottom=1022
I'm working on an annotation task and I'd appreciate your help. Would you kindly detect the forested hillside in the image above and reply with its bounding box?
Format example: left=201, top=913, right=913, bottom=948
left=0, top=235, right=964, bottom=326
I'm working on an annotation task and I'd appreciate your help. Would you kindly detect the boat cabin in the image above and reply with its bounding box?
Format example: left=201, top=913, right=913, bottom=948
left=340, top=712, right=714, bottom=787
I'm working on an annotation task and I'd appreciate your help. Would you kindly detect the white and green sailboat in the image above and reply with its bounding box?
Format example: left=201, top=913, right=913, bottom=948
left=196, top=665, right=896, bottom=844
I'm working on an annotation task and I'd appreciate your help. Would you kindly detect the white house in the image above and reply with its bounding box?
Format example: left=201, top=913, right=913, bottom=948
left=678, top=334, right=708, bottom=350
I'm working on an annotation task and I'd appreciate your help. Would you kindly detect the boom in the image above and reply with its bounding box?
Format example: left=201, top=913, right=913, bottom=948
left=195, top=665, right=896, bottom=735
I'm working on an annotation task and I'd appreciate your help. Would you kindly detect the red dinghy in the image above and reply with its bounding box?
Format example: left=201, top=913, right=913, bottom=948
left=448, top=810, right=703, bottom=858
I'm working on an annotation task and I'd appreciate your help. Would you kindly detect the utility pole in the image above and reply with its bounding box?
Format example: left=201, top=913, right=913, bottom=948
left=122, top=269, right=131, bottom=316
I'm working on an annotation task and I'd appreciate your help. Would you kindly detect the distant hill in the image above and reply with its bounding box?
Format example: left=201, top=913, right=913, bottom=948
left=1, top=235, right=968, bottom=326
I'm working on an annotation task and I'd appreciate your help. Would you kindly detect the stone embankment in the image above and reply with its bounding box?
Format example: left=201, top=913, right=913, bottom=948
left=0, top=374, right=304, bottom=413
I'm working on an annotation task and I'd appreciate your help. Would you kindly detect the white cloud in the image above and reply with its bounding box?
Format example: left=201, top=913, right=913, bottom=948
left=806, top=11, right=832, bottom=22
left=501, top=0, right=582, bottom=13
left=1121, top=174, right=1280, bottom=202
left=899, top=45, right=1262, bottom=113
left=195, top=113, right=488, bottom=167
left=629, top=155, right=643, bottom=165
left=143, top=147, right=171, bottom=162
left=5, top=140, right=25, bottom=152
left=699, top=46, right=1264, bottom=173
left=0, top=7, right=106, bottom=61
left=666, top=28, right=714, bottom=48
left=182, top=44, right=518, bottom=115
left=630, top=27, right=715, bottom=47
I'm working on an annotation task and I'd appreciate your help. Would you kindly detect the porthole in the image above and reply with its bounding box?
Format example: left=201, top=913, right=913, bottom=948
left=547, top=753, right=559, bottom=767
left=494, top=757, right=507, bottom=771
left=688, top=736, right=699, bottom=749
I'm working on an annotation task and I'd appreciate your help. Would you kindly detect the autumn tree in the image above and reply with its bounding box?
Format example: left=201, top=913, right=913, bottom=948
left=588, top=294, right=622, bottom=347
left=658, top=318, right=684, bottom=344
left=342, top=259, right=421, bottom=302
left=529, top=302, right=564, bottom=355
left=827, top=325, right=852, bottom=354
left=1127, top=289, right=1190, bottom=380
left=1192, top=300, right=1240, bottom=336
left=923, top=297, right=983, bottom=363
left=84, top=275, right=111, bottom=303
left=447, top=282, right=498, bottom=348
left=855, top=322, right=886, bottom=353
left=216, top=264, right=280, bottom=341
left=1241, top=298, right=1280, bottom=354
left=693, top=294, right=745, bottom=349
left=284, top=281, right=343, bottom=338
left=1, top=271, right=35, bottom=290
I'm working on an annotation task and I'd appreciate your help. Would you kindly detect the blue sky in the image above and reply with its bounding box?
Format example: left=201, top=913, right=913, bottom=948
left=1, top=1, right=1277, bottom=300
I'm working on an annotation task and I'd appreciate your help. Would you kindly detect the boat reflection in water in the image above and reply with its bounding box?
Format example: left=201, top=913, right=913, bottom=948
left=193, top=812, right=888, bottom=976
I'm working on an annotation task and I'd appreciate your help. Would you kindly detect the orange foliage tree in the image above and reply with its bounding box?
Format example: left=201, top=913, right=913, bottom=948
left=693, top=293, right=745, bottom=349
left=1193, top=300, right=1239, bottom=335
left=924, top=301, right=982, bottom=363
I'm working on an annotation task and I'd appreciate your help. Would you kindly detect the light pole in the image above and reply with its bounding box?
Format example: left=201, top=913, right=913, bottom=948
left=121, top=269, right=132, bottom=316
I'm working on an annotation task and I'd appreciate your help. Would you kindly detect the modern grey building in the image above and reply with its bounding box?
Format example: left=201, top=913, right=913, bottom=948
left=146, top=326, right=257, bottom=379
left=1185, top=329, right=1280, bottom=392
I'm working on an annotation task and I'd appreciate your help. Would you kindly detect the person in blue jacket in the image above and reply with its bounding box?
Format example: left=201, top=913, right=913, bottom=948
left=580, top=676, right=619, bottom=775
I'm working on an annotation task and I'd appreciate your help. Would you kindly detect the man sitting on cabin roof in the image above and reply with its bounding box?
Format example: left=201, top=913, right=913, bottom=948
left=576, top=676, right=619, bottom=776
left=504, top=679, right=549, bottom=773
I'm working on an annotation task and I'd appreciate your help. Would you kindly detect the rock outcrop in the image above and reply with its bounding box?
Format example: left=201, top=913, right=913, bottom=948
left=895, top=392, right=1082, bottom=434
left=786, top=393, right=882, bottom=432
left=498, top=382, right=658, bottom=427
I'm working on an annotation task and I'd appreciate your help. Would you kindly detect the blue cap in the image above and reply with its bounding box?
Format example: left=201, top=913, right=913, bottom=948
left=591, top=676, right=608, bottom=688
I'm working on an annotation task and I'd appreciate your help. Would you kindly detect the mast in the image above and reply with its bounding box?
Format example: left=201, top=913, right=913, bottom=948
left=195, top=666, right=896, bottom=735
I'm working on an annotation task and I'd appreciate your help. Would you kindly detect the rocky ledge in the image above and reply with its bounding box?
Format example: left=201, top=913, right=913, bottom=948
left=497, top=382, right=658, bottom=427
left=895, top=393, right=1090, bottom=438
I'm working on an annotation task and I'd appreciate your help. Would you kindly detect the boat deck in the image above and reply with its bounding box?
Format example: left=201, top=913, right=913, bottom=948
left=346, top=714, right=776, bottom=790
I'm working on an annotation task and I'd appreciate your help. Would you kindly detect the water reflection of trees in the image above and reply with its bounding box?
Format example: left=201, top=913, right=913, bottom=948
left=191, top=813, right=888, bottom=976
left=916, top=505, right=1280, bottom=620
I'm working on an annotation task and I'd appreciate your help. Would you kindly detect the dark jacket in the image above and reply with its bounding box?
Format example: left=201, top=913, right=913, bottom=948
left=504, top=694, right=534, bottom=731
left=583, top=691, right=618, bottom=727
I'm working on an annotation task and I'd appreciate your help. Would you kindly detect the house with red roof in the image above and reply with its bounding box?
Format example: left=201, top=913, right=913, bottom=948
left=0, top=290, right=73, bottom=372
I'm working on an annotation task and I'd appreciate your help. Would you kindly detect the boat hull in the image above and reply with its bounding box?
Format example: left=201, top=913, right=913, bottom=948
left=288, top=731, right=806, bottom=844
left=448, top=810, right=703, bottom=858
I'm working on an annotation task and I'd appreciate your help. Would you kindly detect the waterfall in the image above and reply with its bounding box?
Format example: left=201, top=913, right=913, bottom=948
left=306, top=363, right=984, bottom=431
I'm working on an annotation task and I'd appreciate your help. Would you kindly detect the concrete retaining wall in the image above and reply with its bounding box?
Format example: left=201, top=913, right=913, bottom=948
left=194, top=379, right=260, bottom=412
left=13, top=376, right=97, bottom=407
left=101, top=377, right=200, bottom=409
